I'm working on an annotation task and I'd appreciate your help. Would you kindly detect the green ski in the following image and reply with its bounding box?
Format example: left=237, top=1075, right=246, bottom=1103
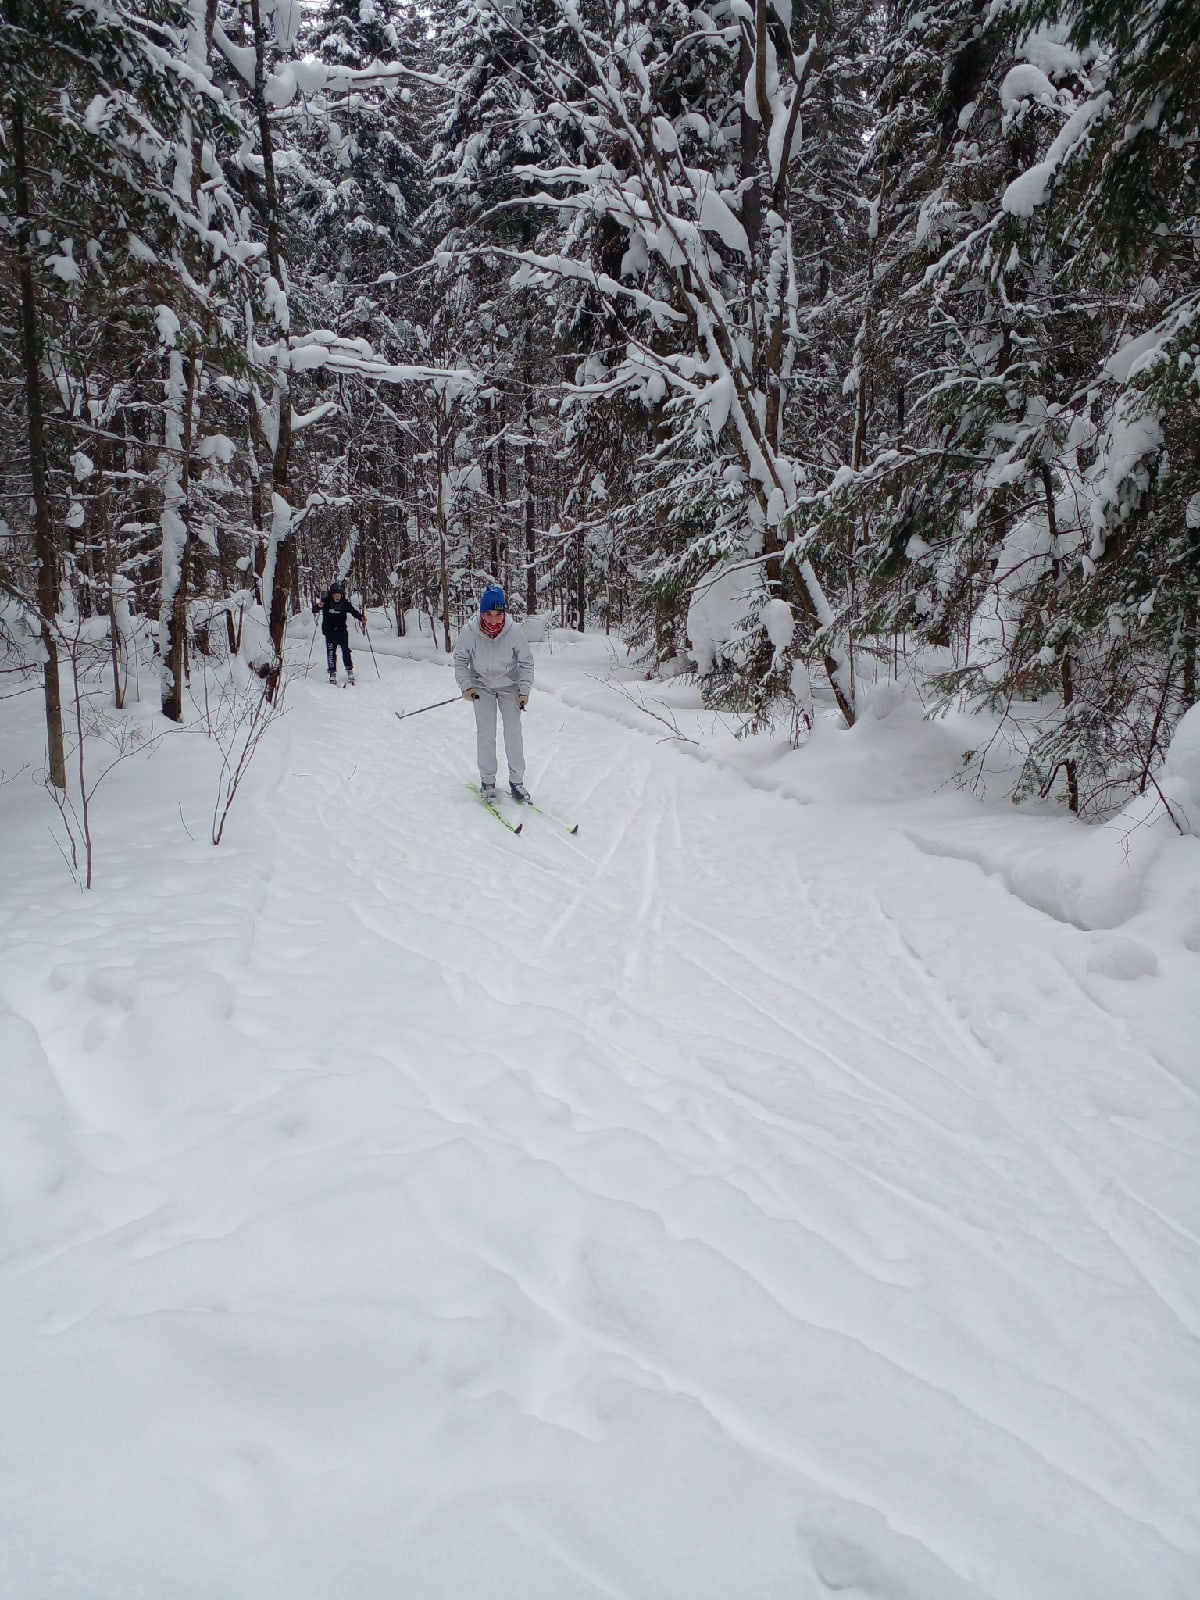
left=467, top=783, right=522, bottom=835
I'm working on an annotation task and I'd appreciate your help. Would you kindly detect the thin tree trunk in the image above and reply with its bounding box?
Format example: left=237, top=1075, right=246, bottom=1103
left=7, top=9, right=66, bottom=786
left=160, top=0, right=217, bottom=716
left=522, top=384, right=536, bottom=615
left=161, top=349, right=200, bottom=721
left=1061, top=652, right=1079, bottom=813
left=250, top=0, right=294, bottom=700
left=1138, top=665, right=1174, bottom=799
left=436, top=406, right=453, bottom=652
left=104, top=523, right=125, bottom=711
left=1184, top=532, right=1198, bottom=708
left=498, top=410, right=511, bottom=595
left=524, top=478, right=536, bottom=616
left=738, top=25, right=761, bottom=259
left=486, top=396, right=500, bottom=576
left=1041, top=464, right=1078, bottom=813
left=94, top=462, right=127, bottom=710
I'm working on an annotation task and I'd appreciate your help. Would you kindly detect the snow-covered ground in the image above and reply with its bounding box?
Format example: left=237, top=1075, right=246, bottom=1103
left=2, top=620, right=1198, bottom=1600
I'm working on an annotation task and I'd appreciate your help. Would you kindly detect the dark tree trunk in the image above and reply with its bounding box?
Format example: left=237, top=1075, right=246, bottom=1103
left=162, top=351, right=200, bottom=723
left=435, top=405, right=453, bottom=652
left=1184, top=532, right=1198, bottom=709
left=738, top=24, right=761, bottom=257
left=7, top=13, right=66, bottom=786
left=522, top=384, right=536, bottom=615
left=498, top=415, right=511, bottom=594
left=250, top=0, right=294, bottom=701
left=1042, top=465, right=1078, bottom=813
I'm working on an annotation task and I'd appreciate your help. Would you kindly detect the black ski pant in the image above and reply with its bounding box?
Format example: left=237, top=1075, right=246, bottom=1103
left=325, top=630, right=353, bottom=675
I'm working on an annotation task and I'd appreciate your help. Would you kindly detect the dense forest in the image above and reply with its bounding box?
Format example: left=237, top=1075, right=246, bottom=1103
left=2, top=0, right=1197, bottom=816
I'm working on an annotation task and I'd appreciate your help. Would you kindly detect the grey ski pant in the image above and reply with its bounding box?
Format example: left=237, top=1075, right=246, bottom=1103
left=473, top=686, right=524, bottom=786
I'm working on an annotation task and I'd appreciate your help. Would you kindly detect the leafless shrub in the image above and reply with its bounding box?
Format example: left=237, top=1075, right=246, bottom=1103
left=45, top=617, right=164, bottom=888
left=199, top=665, right=289, bottom=846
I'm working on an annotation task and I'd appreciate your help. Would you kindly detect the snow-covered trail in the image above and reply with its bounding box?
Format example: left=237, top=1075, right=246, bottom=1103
left=1, top=637, right=1198, bottom=1600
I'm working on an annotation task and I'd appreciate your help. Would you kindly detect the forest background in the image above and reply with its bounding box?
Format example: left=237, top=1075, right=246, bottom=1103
left=2, top=0, right=1197, bottom=823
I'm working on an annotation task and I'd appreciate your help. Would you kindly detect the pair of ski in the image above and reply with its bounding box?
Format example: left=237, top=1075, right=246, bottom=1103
left=467, top=784, right=579, bottom=837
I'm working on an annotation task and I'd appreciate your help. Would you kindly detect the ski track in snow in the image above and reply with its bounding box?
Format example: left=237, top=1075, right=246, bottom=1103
left=1, top=638, right=1198, bottom=1600
left=870, top=889, right=1200, bottom=1342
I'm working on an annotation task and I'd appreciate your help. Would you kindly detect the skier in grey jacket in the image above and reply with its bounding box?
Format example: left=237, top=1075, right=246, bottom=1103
left=454, top=585, right=535, bottom=803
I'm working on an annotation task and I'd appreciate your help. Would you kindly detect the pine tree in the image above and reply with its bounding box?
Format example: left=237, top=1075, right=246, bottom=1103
left=1, top=0, right=241, bottom=765
left=434, top=0, right=882, bottom=724
left=847, top=0, right=1200, bottom=811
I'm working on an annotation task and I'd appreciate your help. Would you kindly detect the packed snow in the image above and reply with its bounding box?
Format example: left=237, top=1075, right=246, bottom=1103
left=1, top=622, right=1198, bottom=1600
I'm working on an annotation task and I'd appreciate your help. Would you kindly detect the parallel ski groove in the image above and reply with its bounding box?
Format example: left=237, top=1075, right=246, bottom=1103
left=520, top=797, right=579, bottom=834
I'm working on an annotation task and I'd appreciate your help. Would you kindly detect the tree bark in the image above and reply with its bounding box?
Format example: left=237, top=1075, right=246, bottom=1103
left=7, top=14, right=66, bottom=786
left=522, top=382, right=536, bottom=616
left=435, top=404, right=453, bottom=652
left=497, top=407, right=511, bottom=594
left=1184, top=531, right=1198, bottom=710
left=161, top=350, right=200, bottom=722
left=250, top=0, right=294, bottom=700
left=739, top=25, right=761, bottom=258
left=1041, top=464, right=1078, bottom=813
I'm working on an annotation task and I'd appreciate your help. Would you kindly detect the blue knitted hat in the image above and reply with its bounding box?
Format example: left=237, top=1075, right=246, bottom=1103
left=480, top=585, right=505, bottom=614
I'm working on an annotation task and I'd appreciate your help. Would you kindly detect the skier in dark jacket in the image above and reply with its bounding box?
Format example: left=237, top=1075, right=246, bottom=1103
left=313, top=579, right=364, bottom=685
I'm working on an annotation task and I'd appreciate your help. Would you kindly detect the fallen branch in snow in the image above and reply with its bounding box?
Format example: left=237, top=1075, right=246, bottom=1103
left=1141, top=767, right=1186, bottom=837
left=592, top=674, right=699, bottom=745
left=953, top=710, right=1030, bottom=801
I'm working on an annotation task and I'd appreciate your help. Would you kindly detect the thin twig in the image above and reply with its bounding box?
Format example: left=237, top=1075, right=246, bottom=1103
left=591, top=674, right=700, bottom=744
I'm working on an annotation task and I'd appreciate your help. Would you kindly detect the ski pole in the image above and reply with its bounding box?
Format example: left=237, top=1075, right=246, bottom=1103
left=362, top=613, right=381, bottom=678
left=304, top=611, right=318, bottom=677
left=394, top=697, right=460, bottom=722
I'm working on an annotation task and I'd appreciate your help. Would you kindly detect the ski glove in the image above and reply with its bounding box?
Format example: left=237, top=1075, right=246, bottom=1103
left=519, top=693, right=529, bottom=710
left=462, top=688, right=479, bottom=702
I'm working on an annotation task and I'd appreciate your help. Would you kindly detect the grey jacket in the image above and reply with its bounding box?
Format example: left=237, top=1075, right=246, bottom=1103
left=453, top=615, right=535, bottom=696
